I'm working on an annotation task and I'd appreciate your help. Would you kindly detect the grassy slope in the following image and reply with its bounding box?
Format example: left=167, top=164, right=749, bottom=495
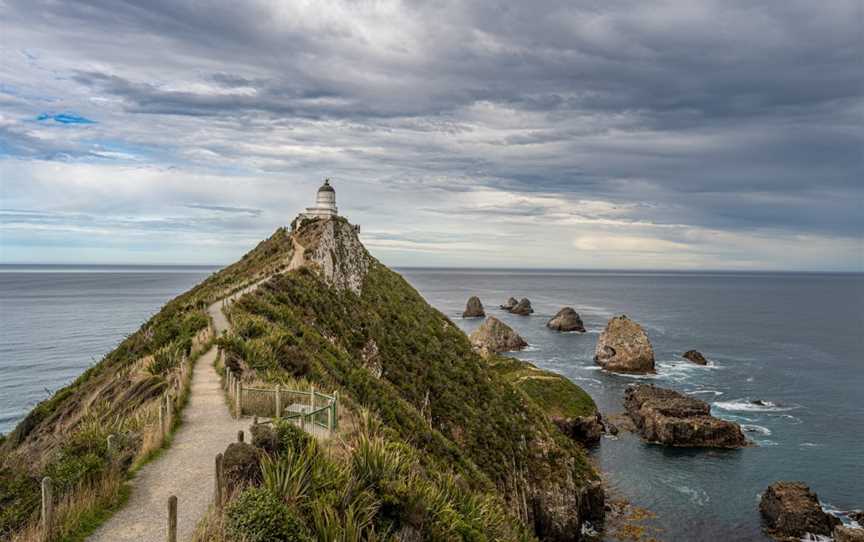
left=222, top=230, right=601, bottom=539
left=0, top=229, right=296, bottom=537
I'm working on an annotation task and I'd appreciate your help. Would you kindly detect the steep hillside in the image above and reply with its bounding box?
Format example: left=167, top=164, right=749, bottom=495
left=1, top=216, right=603, bottom=541
left=220, top=217, right=603, bottom=541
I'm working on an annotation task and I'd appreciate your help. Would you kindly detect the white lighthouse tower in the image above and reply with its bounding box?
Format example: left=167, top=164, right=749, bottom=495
left=302, top=179, right=338, bottom=219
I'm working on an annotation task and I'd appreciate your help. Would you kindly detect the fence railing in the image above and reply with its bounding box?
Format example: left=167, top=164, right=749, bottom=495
left=222, top=358, right=338, bottom=434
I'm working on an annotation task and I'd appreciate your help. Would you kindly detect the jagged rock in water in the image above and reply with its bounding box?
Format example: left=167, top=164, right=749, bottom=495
left=835, top=526, right=864, bottom=542
left=594, top=315, right=655, bottom=373
left=759, top=481, right=841, bottom=539
left=361, top=338, right=383, bottom=378
left=682, top=350, right=708, bottom=365
left=469, top=316, right=528, bottom=355
left=848, top=511, right=864, bottom=524
left=554, top=412, right=603, bottom=446
left=624, top=384, right=748, bottom=448
left=500, top=297, right=518, bottom=310
left=547, top=307, right=585, bottom=332
left=510, top=297, right=534, bottom=315
left=463, top=296, right=486, bottom=318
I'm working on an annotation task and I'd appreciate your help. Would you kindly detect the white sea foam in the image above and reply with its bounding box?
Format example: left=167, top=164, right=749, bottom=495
left=741, top=424, right=772, bottom=436
left=799, top=442, right=823, bottom=448
left=799, top=534, right=831, bottom=542
left=674, top=485, right=710, bottom=506
left=713, top=399, right=797, bottom=413
left=687, top=389, right=724, bottom=396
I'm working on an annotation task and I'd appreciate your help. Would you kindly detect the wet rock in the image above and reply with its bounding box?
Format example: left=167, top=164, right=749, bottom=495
left=835, top=526, right=864, bottom=542
left=546, top=307, right=586, bottom=332
left=222, top=442, right=261, bottom=487
left=624, top=384, right=748, bottom=448
left=510, top=298, right=534, bottom=316
left=594, top=315, right=655, bottom=373
left=759, top=481, right=841, bottom=539
left=469, top=316, right=528, bottom=355
left=463, top=296, right=486, bottom=318
left=682, top=350, right=708, bottom=365
left=500, top=297, right=518, bottom=310
left=554, top=413, right=603, bottom=446
left=848, top=511, right=864, bottom=524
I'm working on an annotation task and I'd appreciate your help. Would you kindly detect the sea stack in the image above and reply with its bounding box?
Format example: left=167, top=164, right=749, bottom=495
left=623, top=384, right=748, bottom=448
left=547, top=307, right=585, bottom=332
left=510, top=298, right=534, bottom=315
left=463, top=296, right=485, bottom=318
left=469, top=316, right=528, bottom=355
left=759, top=481, right=841, bottom=539
left=682, top=350, right=708, bottom=365
left=594, top=315, right=655, bottom=373
left=500, top=297, right=518, bottom=310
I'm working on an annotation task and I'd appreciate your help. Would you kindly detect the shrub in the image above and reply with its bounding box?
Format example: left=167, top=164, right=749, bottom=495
left=275, top=420, right=312, bottom=455
left=222, top=442, right=261, bottom=488
left=250, top=424, right=279, bottom=454
left=225, top=487, right=311, bottom=542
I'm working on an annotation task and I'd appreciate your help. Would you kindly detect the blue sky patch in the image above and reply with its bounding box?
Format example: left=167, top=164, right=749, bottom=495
left=37, top=113, right=95, bottom=125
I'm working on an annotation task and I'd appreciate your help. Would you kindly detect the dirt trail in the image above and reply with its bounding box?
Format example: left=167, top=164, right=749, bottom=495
left=87, top=300, right=242, bottom=542
left=88, top=237, right=312, bottom=542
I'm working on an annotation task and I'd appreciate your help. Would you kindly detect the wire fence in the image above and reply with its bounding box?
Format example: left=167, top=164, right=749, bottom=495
left=222, top=360, right=338, bottom=435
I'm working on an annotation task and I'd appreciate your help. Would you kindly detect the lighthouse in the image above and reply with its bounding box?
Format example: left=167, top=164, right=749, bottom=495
left=302, top=179, right=339, bottom=219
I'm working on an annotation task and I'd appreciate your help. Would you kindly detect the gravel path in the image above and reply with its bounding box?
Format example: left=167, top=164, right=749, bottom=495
left=88, top=300, right=242, bottom=542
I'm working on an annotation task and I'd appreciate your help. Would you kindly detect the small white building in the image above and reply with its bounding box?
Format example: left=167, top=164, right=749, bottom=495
left=302, top=179, right=338, bottom=219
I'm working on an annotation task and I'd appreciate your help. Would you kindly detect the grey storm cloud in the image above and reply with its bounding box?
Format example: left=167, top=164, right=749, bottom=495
left=0, top=0, right=861, bottom=268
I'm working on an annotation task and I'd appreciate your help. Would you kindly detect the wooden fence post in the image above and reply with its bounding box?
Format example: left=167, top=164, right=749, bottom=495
left=165, top=393, right=173, bottom=434
left=237, top=430, right=244, bottom=443
left=327, top=400, right=332, bottom=432
left=333, top=391, right=339, bottom=430
left=167, top=495, right=177, bottom=542
left=158, top=400, right=165, bottom=437
left=234, top=380, right=241, bottom=417
left=41, top=477, right=53, bottom=542
left=310, top=385, right=315, bottom=411
left=215, top=453, right=223, bottom=510
left=275, top=385, right=282, bottom=419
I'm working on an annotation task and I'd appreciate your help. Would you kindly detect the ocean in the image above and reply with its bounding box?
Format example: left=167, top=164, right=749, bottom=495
left=1, top=265, right=862, bottom=541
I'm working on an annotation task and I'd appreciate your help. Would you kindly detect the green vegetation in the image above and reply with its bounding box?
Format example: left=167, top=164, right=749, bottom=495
left=226, top=486, right=311, bottom=542
left=490, top=357, right=597, bottom=419
left=0, top=228, right=298, bottom=539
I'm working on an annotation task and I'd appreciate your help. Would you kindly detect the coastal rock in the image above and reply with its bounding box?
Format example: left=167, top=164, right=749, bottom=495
left=594, top=315, right=655, bottom=373
left=510, top=297, right=534, bottom=315
left=835, top=526, right=864, bottom=542
left=554, top=412, right=603, bottom=446
left=463, top=296, right=486, bottom=318
left=500, top=297, right=518, bottom=310
left=682, top=350, right=708, bottom=365
left=759, top=481, right=841, bottom=539
left=848, top=511, right=864, bottom=524
left=546, top=307, right=586, bottom=332
left=624, top=384, right=748, bottom=448
left=469, top=316, right=528, bottom=355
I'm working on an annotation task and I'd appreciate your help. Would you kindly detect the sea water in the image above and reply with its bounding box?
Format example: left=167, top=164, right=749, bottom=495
left=400, top=269, right=864, bottom=541
left=1, top=266, right=861, bottom=540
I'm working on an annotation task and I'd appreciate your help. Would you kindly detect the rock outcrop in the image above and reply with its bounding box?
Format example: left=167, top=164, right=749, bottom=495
left=623, top=384, right=748, bottom=448
left=759, top=481, right=841, bottom=539
left=835, top=526, right=864, bottom=542
left=594, top=315, right=655, bottom=373
left=553, top=412, right=603, bottom=446
left=463, top=296, right=486, bottom=318
left=500, top=297, right=518, bottom=310
left=546, top=307, right=585, bottom=332
left=296, top=217, right=371, bottom=295
left=469, top=316, right=528, bottom=355
left=682, top=350, right=708, bottom=365
left=510, top=297, right=534, bottom=315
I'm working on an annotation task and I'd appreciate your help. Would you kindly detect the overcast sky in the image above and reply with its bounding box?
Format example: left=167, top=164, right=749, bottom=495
left=1, top=1, right=861, bottom=270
